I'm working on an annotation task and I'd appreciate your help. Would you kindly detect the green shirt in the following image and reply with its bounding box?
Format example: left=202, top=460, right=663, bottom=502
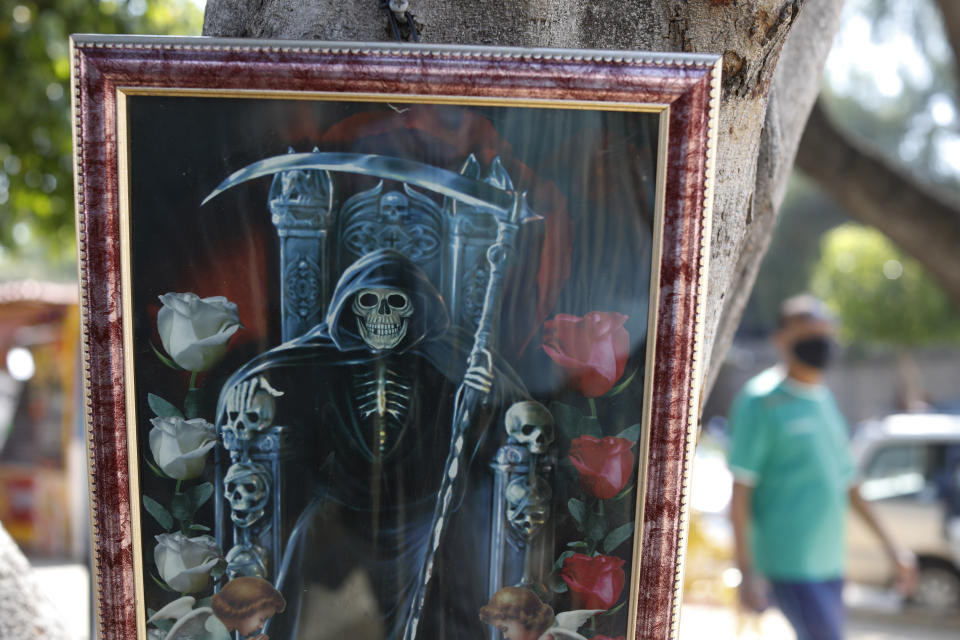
left=727, top=368, right=856, bottom=580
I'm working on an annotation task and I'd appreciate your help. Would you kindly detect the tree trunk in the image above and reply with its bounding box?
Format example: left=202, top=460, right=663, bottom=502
left=202, top=0, right=843, bottom=397
left=0, top=524, right=68, bottom=639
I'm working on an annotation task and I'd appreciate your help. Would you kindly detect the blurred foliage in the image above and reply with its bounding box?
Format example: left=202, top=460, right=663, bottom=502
left=812, top=223, right=960, bottom=347
left=738, top=174, right=849, bottom=335
left=0, top=0, right=202, bottom=279
left=744, top=0, right=960, bottom=336
left=822, top=0, right=960, bottom=188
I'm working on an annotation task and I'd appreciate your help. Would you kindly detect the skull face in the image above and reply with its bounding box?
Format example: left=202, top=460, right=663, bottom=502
left=505, top=400, right=555, bottom=454
left=224, top=461, right=270, bottom=528
left=352, top=288, right=414, bottom=350
left=225, top=543, right=267, bottom=579
left=223, top=376, right=283, bottom=443
left=505, top=476, right=551, bottom=538
left=379, top=191, right=409, bottom=222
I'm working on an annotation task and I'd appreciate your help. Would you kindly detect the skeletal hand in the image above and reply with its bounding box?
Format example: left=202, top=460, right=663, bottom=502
left=223, top=376, right=284, bottom=439
left=464, top=348, right=494, bottom=393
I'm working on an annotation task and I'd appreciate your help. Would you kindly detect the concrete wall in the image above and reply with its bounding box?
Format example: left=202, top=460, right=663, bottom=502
left=703, top=339, right=960, bottom=429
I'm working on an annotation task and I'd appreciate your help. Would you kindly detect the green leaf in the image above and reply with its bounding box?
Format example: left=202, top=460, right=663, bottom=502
left=616, top=423, right=642, bottom=442
left=170, top=492, right=192, bottom=521
left=142, top=495, right=173, bottom=531
left=579, top=416, right=603, bottom=438
left=587, top=510, right=607, bottom=543
left=150, top=342, right=185, bottom=371
left=553, top=550, right=576, bottom=570
left=600, top=601, right=626, bottom=617
left=604, top=364, right=640, bottom=398
left=187, top=482, right=214, bottom=512
left=568, top=498, right=588, bottom=529
left=148, top=393, right=184, bottom=419
left=549, top=572, right=569, bottom=593
left=188, top=523, right=211, bottom=533
left=550, top=402, right=584, bottom=440
left=567, top=540, right=588, bottom=549
left=603, top=522, right=634, bottom=553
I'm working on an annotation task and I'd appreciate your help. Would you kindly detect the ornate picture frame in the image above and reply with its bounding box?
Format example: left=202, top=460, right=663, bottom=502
left=72, top=35, right=719, bottom=640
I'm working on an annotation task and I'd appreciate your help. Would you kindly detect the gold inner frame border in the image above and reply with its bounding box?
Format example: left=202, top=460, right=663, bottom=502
left=117, top=88, right=670, bottom=640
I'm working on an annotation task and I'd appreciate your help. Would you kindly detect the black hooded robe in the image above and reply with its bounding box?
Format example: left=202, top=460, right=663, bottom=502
left=217, top=249, right=521, bottom=640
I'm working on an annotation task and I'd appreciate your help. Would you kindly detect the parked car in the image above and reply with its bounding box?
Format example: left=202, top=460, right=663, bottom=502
left=847, top=413, right=960, bottom=612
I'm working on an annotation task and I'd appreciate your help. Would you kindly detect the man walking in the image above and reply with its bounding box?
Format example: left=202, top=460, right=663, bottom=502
left=728, top=295, right=915, bottom=640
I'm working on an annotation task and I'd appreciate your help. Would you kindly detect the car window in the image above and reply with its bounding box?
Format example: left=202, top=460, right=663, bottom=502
left=860, top=443, right=949, bottom=502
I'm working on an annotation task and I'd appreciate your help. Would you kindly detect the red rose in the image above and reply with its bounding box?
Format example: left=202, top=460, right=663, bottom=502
left=542, top=312, right=629, bottom=397
left=569, top=435, right=635, bottom=500
left=560, top=553, right=626, bottom=610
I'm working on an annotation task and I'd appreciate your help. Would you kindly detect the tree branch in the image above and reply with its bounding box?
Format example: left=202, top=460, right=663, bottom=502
left=796, top=101, right=960, bottom=304
left=933, top=0, right=960, bottom=79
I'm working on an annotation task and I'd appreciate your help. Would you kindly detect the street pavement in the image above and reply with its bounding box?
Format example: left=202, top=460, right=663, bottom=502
left=681, top=591, right=960, bottom=640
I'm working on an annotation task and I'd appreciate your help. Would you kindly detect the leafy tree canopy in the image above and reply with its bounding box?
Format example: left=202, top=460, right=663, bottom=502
left=812, top=223, right=960, bottom=347
left=743, top=0, right=959, bottom=335
left=0, top=0, right=201, bottom=279
left=823, top=0, right=959, bottom=188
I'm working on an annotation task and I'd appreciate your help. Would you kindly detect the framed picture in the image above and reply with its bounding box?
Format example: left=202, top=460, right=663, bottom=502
left=72, top=35, right=719, bottom=640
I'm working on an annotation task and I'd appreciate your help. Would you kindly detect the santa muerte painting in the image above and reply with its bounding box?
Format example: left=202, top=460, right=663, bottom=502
left=73, top=37, right=719, bottom=640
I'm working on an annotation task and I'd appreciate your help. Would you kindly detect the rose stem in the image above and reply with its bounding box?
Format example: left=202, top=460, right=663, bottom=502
left=588, top=398, right=597, bottom=419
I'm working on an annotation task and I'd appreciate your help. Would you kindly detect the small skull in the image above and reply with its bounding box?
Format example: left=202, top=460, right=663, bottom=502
left=223, top=376, right=284, bottom=443
left=505, top=400, right=555, bottom=454
left=505, top=476, right=551, bottom=538
left=224, top=461, right=270, bottom=528
left=352, top=288, right=414, bottom=350
left=379, top=191, right=409, bottom=223
left=225, top=543, right=267, bottom=580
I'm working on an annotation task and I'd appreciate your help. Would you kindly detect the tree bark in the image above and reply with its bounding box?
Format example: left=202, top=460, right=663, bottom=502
left=0, top=524, right=68, bottom=639
left=202, top=0, right=844, bottom=398
left=796, top=102, right=960, bottom=304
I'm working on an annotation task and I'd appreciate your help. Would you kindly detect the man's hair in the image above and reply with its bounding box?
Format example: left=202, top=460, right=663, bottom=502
left=776, top=294, right=833, bottom=330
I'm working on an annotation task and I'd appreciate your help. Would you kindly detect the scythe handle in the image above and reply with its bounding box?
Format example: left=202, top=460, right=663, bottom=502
left=401, top=192, right=527, bottom=640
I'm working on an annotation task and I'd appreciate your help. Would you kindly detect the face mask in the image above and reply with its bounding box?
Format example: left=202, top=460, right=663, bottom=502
left=792, top=336, right=833, bottom=370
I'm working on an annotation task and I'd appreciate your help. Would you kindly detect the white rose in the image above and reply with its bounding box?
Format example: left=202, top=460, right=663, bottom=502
left=154, top=532, right=221, bottom=593
left=158, top=293, right=241, bottom=371
left=147, top=596, right=196, bottom=623
left=149, top=417, right=217, bottom=480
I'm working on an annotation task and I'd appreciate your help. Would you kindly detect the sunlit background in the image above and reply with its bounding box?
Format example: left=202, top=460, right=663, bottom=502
left=685, top=1, right=960, bottom=638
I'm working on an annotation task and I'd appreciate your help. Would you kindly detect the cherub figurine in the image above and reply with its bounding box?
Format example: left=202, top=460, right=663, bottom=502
left=211, top=576, right=287, bottom=639
left=479, top=587, right=601, bottom=640
left=147, top=577, right=285, bottom=640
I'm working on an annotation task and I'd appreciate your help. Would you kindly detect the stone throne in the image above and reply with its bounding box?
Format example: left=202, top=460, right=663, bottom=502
left=210, top=150, right=558, bottom=638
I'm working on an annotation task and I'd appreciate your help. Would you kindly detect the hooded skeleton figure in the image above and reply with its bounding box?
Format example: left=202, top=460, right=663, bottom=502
left=216, top=249, right=524, bottom=640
